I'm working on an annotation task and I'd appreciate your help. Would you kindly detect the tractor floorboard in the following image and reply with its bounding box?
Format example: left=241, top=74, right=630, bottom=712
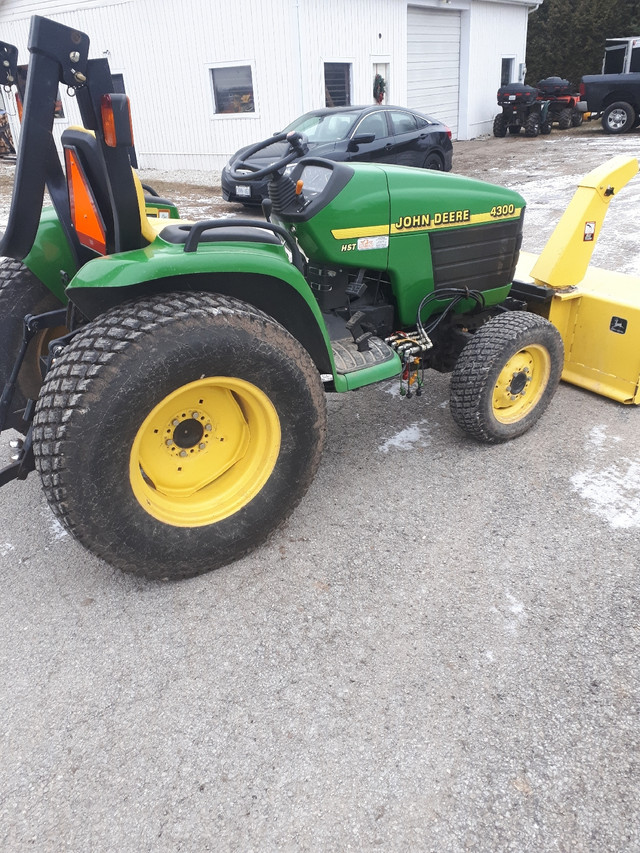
left=331, top=336, right=396, bottom=375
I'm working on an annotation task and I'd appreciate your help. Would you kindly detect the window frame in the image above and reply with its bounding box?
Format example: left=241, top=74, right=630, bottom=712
left=208, top=59, right=258, bottom=118
left=323, top=61, right=352, bottom=108
left=501, top=57, right=515, bottom=87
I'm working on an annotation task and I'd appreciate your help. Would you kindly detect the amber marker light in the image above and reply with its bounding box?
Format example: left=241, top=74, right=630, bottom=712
left=101, top=93, right=134, bottom=148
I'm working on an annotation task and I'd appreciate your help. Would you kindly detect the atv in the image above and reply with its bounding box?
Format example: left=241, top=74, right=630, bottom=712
left=537, top=77, right=583, bottom=129
left=493, top=83, right=552, bottom=137
left=1, top=17, right=637, bottom=582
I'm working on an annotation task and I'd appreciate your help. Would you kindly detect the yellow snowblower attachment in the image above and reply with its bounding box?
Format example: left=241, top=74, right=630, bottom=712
left=515, top=155, right=640, bottom=404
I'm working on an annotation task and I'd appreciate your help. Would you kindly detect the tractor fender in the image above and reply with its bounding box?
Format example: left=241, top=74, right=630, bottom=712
left=65, top=240, right=335, bottom=374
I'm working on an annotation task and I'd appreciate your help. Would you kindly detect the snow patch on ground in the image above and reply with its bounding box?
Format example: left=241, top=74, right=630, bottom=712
left=378, top=421, right=430, bottom=453
left=571, top=459, right=640, bottom=529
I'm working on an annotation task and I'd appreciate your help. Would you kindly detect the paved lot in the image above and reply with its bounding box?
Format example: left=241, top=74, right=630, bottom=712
left=1, top=123, right=639, bottom=852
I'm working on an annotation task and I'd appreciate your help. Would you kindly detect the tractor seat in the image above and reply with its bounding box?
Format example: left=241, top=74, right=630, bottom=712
left=158, top=223, right=281, bottom=246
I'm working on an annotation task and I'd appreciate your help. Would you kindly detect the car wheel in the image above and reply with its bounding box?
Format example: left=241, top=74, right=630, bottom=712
left=423, top=152, right=444, bottom=170
left=602, top=101, right=636, bottom=134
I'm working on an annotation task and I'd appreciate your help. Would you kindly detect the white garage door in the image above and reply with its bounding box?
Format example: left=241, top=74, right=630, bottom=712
left=407, top=5, right=461, bottom=137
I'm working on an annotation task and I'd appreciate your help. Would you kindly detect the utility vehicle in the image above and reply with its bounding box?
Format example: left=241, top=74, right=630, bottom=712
left=493, top=84, right=551, bottom=137
left=1, top=17, right=638, bottom=581
left=536, top=77, right=582, bottom=129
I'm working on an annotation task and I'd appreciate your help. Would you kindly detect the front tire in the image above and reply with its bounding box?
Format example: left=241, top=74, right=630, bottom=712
left=0, top=259, right=65, bottom=434
left=449, top=312, right=563, bottom=443
left=32, top=293, right=327, bottom=580
left=602, top=101, right=636, bottom=134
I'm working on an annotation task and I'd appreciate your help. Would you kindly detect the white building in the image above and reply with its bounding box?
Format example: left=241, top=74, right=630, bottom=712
left=0, top=0, right=540, bottom=171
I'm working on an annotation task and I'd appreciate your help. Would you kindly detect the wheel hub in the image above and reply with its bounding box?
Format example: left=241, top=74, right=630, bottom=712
left=506, top=368, right=531, bottom=398
left=164, top=410, right=212, bottom=457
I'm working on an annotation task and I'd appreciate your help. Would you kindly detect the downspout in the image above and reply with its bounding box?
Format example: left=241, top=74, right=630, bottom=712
left=294, top=0, right=305, bottom=115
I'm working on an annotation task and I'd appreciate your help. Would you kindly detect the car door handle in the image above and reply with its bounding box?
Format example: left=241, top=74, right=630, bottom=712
left=384, top=143, right=393, bottom=150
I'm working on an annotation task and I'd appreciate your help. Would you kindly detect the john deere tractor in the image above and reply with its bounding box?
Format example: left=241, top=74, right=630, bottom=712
left=2, top=16, right=637, bottom=582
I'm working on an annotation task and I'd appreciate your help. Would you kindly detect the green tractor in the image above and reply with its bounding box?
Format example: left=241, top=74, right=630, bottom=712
left=0, top=17, right=565, bottom=580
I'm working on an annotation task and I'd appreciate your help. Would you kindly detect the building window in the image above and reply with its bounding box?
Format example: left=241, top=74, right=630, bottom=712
left=210, top=65, right=255, bottom=114
left=501, top=58, right=514, bottom=86
left=324, top=63, right=351, bottom=107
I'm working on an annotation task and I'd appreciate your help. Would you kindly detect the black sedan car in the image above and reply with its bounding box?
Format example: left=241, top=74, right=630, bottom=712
left=221, top=105, right=453, bottom=205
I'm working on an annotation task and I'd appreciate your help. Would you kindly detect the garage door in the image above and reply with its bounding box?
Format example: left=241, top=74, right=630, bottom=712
left=407, top=6, right=461, bottom=137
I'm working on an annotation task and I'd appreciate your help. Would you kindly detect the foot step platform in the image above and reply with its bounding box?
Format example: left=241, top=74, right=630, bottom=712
left=331, top=336, right=397, bottom=374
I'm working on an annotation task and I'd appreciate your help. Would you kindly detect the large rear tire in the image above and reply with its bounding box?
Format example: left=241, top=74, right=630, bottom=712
left=32, top=293, right=327, bottom=580
left=493, top=114, right=507, bottom=138
left=524, top=112, right=540, bottom=137
left=0, top=259, right=65, bottom=434
left=449, top=312, right=563, bottom=443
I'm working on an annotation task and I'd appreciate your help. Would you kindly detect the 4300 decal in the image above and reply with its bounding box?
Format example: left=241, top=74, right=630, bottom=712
left=490, top=203, right=516, bottom=218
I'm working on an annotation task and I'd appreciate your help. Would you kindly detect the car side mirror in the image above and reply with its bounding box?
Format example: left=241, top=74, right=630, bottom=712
left=347, top=133, right=376, bottom=152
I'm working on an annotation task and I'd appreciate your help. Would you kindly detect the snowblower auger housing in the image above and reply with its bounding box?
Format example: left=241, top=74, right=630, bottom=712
left=0, top=14, right=633, bottom=581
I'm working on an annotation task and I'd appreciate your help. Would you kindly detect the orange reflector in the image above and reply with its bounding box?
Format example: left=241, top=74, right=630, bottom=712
left=65, top=147, right=107, bottom=254
left=101, top=93, right=134, bottom=148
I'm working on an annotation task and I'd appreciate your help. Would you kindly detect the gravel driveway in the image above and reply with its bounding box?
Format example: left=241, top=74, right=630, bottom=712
left=1, top=121, right=639, bottom=852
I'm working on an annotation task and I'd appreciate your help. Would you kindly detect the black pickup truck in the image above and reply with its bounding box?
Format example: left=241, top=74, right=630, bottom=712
left=579, top=37, right=640, bottom=133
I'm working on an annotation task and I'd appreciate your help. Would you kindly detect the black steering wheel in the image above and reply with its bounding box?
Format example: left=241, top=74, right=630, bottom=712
left=227, top=131, right=309, bottom=182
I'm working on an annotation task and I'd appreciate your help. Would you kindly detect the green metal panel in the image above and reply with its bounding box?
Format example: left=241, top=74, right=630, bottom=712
left=23, top=207, right=78, bottom=302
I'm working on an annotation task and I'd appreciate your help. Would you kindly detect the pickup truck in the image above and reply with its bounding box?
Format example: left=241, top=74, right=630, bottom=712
left=579, top=37, right=640, bottom=133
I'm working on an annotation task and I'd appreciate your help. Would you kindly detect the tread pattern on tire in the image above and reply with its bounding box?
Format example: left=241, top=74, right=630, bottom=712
left=33, top=292, right=327, bottom=579
left=449, top=312, right=563, bottom=444
left=558, top=108, right=572, bottom=130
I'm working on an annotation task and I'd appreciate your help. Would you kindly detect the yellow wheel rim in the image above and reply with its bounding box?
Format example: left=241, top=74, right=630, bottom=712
left=129, top=377, right=281, bottom=527
left=492, top=344, right=551, bottom=424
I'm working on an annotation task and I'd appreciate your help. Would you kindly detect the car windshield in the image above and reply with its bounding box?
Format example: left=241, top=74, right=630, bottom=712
left=283, top=110, right=361, bottom=142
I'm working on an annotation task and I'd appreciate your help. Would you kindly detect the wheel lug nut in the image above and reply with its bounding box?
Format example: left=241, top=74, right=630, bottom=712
left=199, top=443, right=206, bottom=450
left=192, top=412, right=199, bottom=419
left=179, top=450, right=188, bottom=458
left=166, top=439, right=174, bottom=447
left=172, top=419, right=180, bottom=426
left=205, top=423, right=212, bottom=431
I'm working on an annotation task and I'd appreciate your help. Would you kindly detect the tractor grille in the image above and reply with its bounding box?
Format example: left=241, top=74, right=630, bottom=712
left=430, top=215, right=524, bottom=292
